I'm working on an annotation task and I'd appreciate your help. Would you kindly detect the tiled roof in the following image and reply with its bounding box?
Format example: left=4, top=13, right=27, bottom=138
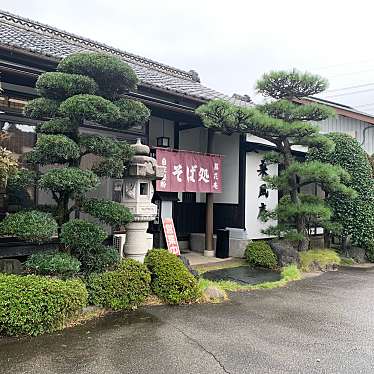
left=0, top=10, right=249, bottom=105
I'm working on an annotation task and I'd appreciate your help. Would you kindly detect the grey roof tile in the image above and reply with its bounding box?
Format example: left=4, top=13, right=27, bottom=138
left=0, top=10, right=250, bottom=106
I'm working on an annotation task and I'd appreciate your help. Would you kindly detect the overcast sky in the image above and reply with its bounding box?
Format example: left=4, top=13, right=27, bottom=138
left=4, top=1, right=374, bottom=112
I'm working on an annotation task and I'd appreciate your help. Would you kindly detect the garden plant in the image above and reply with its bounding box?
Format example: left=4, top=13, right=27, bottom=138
left=0, top=52, right=151, bottom=271
left=197, top=70, right=354, bottom=250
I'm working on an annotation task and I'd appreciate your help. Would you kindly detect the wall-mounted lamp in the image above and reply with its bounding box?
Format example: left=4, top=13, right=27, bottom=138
left=156, top=119, right=170, bottom=148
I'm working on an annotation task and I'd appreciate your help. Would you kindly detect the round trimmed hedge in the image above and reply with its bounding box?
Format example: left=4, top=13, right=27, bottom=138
left=0, top=210, right=58, bottom=243
left=57, top=52, right=138, bottom=99
left=36, top=72, right=98, bottom=100
left=36, top=118, right=78, bottom=136
left=245, top=241, right=277, bottom=269
left=0, top=274, right=87, bottom=336
left=25, top=251, right=81, bottom=277
left=25, top=134, right=80, bottom=165
left=86, top=259, right=151, bottom=310
left=60, top=219, right=107, bottom=251
left=115, top=98, right=151, bottom=129
left=59, top=94, right=121, bottom=126
left=24, top=97, right=60, bottom=120
left=39, top=167, right=99, bottom=194
left=82, top=198, right=133, bottom=227
left=145, top=249, right=200, bottom=304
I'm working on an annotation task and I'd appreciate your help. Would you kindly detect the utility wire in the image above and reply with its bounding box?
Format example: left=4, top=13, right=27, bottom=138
left=325, top=88, right=374, bottom=98
left=325, top=83, right=374, bottom=93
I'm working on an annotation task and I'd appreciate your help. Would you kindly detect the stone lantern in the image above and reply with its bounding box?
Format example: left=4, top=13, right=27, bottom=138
left=122, top=138, right=164, bottom=262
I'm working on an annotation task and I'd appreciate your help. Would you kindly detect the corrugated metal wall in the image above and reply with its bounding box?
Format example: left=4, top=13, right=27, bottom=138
left=317, top=114, right=374, bottom=154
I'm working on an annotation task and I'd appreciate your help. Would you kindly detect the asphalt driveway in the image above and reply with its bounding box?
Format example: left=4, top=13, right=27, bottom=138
left=1, top=266, right=374, bottom=374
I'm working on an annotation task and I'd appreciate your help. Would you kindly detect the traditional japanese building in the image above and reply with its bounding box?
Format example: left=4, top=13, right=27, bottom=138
left=1, top=10, right=374, bottom=258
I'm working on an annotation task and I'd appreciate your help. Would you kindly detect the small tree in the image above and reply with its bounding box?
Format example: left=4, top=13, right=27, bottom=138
left=197, top=70, right=353, bottom=250
left=0, top=52, right=150, bottom=267
left=309, top=133, right=374, bottom=253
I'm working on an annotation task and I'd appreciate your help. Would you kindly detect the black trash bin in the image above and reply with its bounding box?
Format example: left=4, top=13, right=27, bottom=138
left=216, top=229, right=230, bottom=259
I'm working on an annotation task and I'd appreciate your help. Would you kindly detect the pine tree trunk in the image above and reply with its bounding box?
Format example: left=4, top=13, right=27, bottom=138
left=282, top=141, right=309, bottom=251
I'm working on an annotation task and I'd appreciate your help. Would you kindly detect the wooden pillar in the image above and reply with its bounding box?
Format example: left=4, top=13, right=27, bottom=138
left=204, top=129, right=214, bottom=257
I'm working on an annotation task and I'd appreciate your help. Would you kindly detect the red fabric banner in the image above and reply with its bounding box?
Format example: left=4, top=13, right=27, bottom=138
left=156, top=148, right=222, bottom=193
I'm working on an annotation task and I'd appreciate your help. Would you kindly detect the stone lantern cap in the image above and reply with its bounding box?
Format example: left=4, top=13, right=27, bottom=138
left=126, top=138, right=164, bottom=180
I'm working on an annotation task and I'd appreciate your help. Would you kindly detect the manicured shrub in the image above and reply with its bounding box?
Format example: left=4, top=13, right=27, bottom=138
left=36, top=72, right=98, bottom=100
left=60, top=219, right=107, bottom=251
left=24, top=97, right=60, bottom=120
left=245, top=241, right=277, bottom=269
left=39, top=168, right=99, bottom=194
left=0, top=274, right=87, bottom=336
left=81, top=198, right=133, bottom=228
left=57, top=52, right=139, bottom=99
left=145, top=249, right=200, bottom=304
left=36, top=118, right=78, bottom=136
left=299, top=249, right=341, bottom=272
left=25, top=251, right=81, bottom=277
left=0, top=210, right=58, bottom=242
left=86, top=259, right=151, bottom=310
left=75, top=245, right=120, bottom=274
left=59, top=94, right=121, bottom=126
left=25, top=134, right=80, bottom=165
left=115, top=98, right=151, bottom=129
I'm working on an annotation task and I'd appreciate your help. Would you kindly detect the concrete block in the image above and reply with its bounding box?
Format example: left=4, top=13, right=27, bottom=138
left=190, top=233, right=217, bottom=253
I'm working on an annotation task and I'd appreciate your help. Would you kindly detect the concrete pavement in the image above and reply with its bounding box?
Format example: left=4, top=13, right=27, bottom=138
left=1, top=266, right=374, bottom=373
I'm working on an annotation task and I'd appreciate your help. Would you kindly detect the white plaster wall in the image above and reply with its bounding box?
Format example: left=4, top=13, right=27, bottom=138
left=245, top=152, right=278, bottom=239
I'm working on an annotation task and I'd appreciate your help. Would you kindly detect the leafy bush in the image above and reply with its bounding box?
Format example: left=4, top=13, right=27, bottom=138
left=57, top=52, right=138, bottom=99
left=0, top=210, right=58, bottom=242
left=86, top=259, right=151, bottom=310
left=75, top=245, right=120, bottom=274
left=25, top=134, right=80, bottom=165
left=36, top=118, right=78, bottom=136
left=300, top=249, right=341, bottom=272
left=363, top=241, right=374, bottom=263
left=0, top=274, right=87, bottom=336
left=245, top=241, right=277, bottom=269
left=82, top=198, right=133, bottom=227
left=59, top=94, right=121, bottom=126
left=36, top=72, right=98, bottom=100
left=39, top=168, right=99, bottom=194
left=60, top=219, right=107, bottom=251
left=145, top=249, right=200, bottom=304
left=25, top=251, right=81, bottom=277
left=24, top=97, right=60, bottom=120
left=115, top=98, right=151, bottom=129
left=309, top=133, right=374, bottom=248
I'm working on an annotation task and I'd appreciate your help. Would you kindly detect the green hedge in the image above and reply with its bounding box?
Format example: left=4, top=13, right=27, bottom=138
left=57, top=52, right=139, bottom=99
left=25, top=251, right=81, bottom=277
left=24, top=97, right=60, bottom=120
left=245, top=241, right=277, bottom=269
left=86, top=259, right=151, bottom=310
left=0, top=274, right=87, bottom=336
left=36, top=72, right=98, bottom=100
left=145, top=249, right=200, bottom=304
left=60, top=219, right=107, bottom=251
left=0, top=210, right=58, bottom=243
left=75, top=245, right=120, bottom=274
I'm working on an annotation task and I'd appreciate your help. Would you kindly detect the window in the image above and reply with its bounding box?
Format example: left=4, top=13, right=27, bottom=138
left=1, top=120, right=36, bottom=211
left=140, top=183, right=148, bottom=196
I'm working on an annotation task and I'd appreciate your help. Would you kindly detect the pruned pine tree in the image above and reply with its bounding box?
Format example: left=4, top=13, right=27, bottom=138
left=2, top=52, right=151, bottom=236
left=197, top=70, right=354, bottom=250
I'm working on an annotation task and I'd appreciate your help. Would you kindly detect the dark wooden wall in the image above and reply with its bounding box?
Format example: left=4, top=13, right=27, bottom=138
left=173, top=202, right=242, bottom=237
